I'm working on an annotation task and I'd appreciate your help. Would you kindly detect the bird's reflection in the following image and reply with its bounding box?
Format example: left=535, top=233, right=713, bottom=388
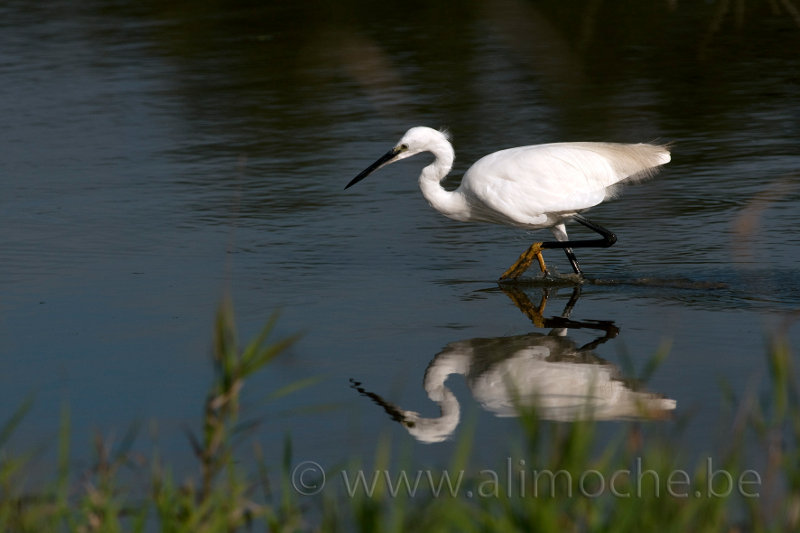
left=351, top=287, right=676, bottom=443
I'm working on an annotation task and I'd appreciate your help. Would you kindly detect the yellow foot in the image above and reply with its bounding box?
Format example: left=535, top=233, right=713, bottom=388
left=499, top=242, right=547, bottom=281
left=500, top=286, right=547, bottom=327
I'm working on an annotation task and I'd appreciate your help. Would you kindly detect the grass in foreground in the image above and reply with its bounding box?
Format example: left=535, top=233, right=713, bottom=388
left=0, top=302, right=799, bottom=532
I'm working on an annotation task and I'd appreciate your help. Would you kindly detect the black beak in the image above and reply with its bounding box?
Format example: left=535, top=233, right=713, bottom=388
left=344, top=146, right=401, bottom=189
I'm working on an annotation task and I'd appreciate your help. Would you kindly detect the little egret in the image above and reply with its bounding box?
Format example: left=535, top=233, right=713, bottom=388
left=345, top=127, right=670, bottom=280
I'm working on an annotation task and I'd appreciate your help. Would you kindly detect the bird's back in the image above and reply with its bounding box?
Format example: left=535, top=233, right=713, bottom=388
left=459, top=142, right=670, bottom=228
left=563, top=142, right=671, bottom=186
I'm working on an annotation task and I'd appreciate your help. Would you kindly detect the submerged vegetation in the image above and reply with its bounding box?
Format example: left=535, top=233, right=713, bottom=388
left=1, top=302, right=799, bottom=532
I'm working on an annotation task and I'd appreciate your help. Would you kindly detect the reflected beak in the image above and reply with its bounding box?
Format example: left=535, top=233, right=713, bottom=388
left=344, top=146, right=403, bottom=189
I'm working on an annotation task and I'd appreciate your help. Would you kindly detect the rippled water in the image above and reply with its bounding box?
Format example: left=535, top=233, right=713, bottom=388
left=2, top=1, right=800, bottom=472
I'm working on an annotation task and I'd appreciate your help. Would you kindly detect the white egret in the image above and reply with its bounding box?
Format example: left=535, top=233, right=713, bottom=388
left=351, top=289, right=676, bottom=442
left=346, top=126, right=671, bottom=280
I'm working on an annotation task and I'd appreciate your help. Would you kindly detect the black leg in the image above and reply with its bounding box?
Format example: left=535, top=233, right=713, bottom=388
left=499, top=215, right=616, bottom=281
left=563, top=247, right=581, bottom=275
left=542, top=215, right=617, bottom=276
left=561, top=285, right=582, bottom=317
left=541, top=214, right=616, bottom=250
left=572, top=214, right=618, bottom=245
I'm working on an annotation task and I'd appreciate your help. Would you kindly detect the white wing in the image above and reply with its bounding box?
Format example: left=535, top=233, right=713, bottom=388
left=459, top=142, right=670, bottom=228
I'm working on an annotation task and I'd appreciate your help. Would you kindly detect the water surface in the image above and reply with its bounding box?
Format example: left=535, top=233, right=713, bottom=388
left=2, top=0, right=800, bottom=474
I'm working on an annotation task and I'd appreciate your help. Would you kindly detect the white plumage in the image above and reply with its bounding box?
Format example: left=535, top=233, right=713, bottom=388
left=462, top=142, right=669, bottom=226
left=346, top=126, right=671, bottom=279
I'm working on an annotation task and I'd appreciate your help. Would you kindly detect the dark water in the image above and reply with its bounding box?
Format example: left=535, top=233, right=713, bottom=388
left=2, top=0, right=800, bottom=475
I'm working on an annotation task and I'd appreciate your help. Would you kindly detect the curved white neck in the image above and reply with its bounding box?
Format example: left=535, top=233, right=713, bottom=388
left=417, top=144, right=470, bottom=221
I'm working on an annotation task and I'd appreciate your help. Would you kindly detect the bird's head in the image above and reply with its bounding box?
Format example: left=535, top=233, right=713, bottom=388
left=397, top=126, right=451, bottom=158
left=345, top=126, right=451, bottom=189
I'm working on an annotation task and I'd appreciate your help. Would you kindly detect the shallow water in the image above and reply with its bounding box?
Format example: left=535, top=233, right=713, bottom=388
left=2, top=1, right=800, bottom=476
